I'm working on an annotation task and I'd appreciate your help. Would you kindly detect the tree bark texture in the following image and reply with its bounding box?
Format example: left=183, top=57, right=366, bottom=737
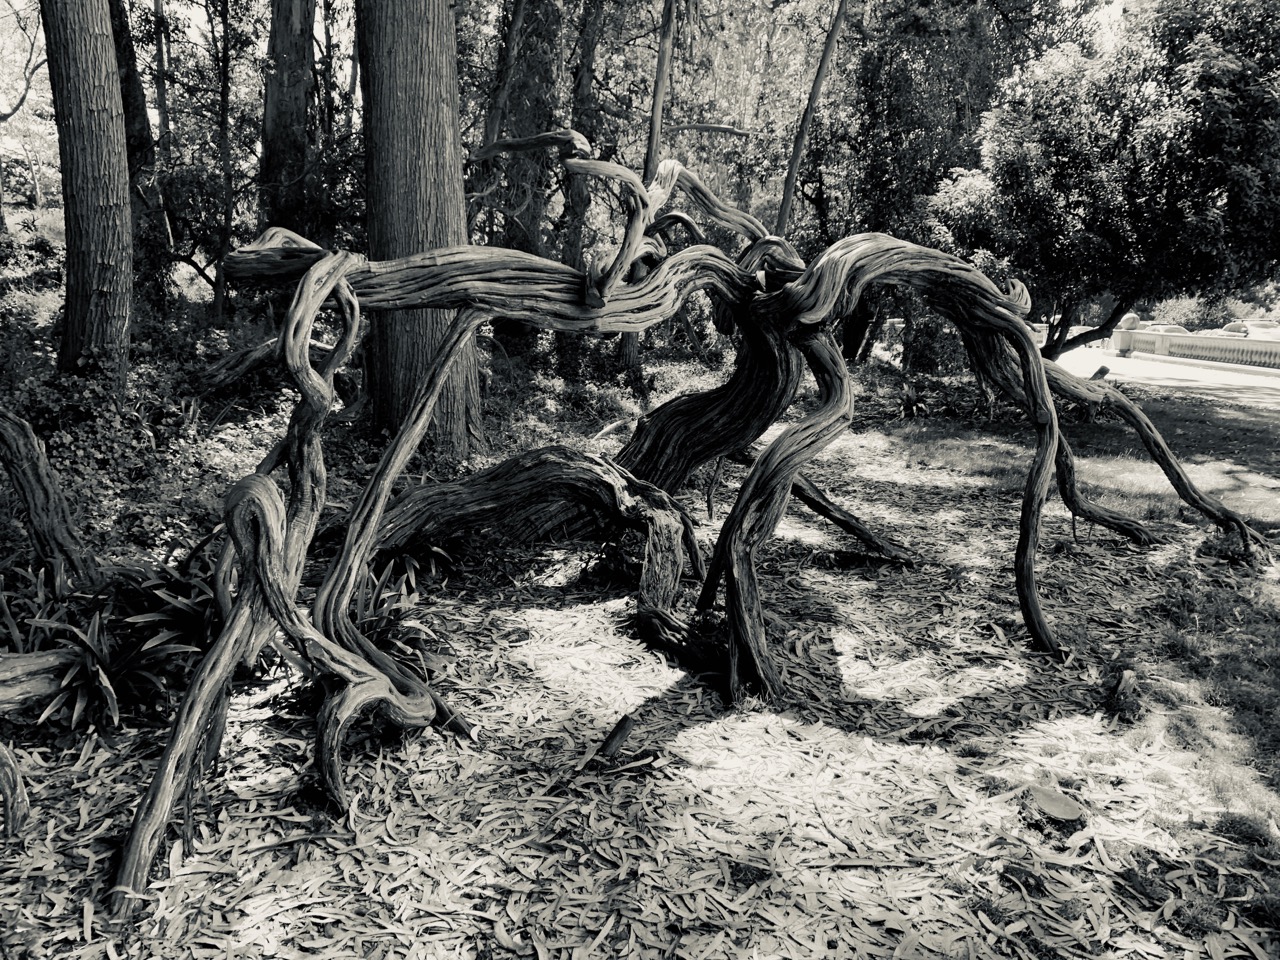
left=0, top=741, right=30, bottom=840
left=39, top=0, right=133, bottom=373
left=0, top=410, right=99, bottom=585
left=356, top=0, right=480, bottom=456
left=261, top=0, right=317, bottom=234
left=107, top=0, right=169, bottom=311
left=0, top=649, right=77, bottom=716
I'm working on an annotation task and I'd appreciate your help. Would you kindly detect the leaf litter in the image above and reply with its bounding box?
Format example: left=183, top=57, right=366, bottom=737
left=2, top=412, right=1279, bottom=959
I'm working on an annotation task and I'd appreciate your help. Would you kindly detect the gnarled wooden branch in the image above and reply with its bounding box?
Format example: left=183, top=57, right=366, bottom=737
left=0, top=410, right=99, bottom=587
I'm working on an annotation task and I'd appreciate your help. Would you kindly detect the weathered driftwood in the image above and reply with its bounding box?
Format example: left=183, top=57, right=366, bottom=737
left=0, top=649, right=76, bottom=715
left=119, top=140, right=1271, bottom=911
left=0, top=410, right=99, bottom=586
left=957, top=326, right=1266, bottom=552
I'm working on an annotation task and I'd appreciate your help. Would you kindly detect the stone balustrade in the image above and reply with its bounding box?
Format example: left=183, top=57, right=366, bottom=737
left=1113, top=328, right=1280, bottom=369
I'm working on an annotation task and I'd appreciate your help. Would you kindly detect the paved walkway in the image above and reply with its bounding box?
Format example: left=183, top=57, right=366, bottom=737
left=1054, top=347, right=1280, bottom=412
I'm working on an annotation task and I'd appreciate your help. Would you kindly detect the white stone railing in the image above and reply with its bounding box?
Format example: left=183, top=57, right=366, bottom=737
left=1112, top=329, right=1280, bottom=369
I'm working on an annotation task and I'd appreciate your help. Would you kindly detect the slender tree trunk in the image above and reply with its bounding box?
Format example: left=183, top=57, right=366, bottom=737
left=357, top=0, right=481, bottom=456
left=39, top=0, right=133, bottom=375
left=621, top=0, right=678, bottom=376
left=209, top=0, right=234, bottom=324
left=107, top=0, right=169, bottom=312
left=557, top=0, right=607, bottom=380
left=776, top=0, right=848, bottom=236
left=152, top=0, right=172, bottom=165
left=261, top=0, right=317, bottom=233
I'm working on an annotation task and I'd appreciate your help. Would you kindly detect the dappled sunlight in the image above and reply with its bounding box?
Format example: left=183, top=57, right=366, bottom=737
left=773, top=514, right=835, bottom=549
left=833, top=652, right=1031, bottom=717
left=506, top=601, right=686, bottom=719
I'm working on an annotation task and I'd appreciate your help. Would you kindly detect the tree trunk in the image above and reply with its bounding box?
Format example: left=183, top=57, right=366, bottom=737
left=620, top=0, right=679, bottom=379
left=557, top=0, right=607, bottom=380
left=356, top=0, right=481, bottom=456
left=39, top=0, right=133, bottom=375
left=776, top=0, right=848, bottom=236
left=261, top=0, right=316, bottom=233
left=152, top=0, right=172, bottom=164
left=107, top=0, right=169, bottom=312
left=487, top=0, right=561, bottom=359
left=0, top=410, right=100, bottom=585
left=210, top=0, right=235, bottom=325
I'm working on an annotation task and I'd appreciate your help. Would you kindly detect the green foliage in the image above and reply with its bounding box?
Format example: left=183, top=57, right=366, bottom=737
left=1152, top=295, right=1232, bottom=331
left=0, top=549, right=221, bottom=729
left=928, top=0, right=1280, bottom=345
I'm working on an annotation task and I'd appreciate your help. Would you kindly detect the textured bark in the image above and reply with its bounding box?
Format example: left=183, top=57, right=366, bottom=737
left=356, top=0, right=480, bottom=455
left=115, top=253, right=376, bottom=915
left=379, top=445, right=703, bottom=620
left=197, top=155, right=1272, bottom=917
left=0, top=650, right=76, bottom=715
left=702, top=331, right=854, bottom=698
left=39, top=0, right=133, bottom=372
left=0, top=410, right=99, bottom=585
left=0, top=741, right=29, bottom=840
left=261, top=0, right=317, bottom=233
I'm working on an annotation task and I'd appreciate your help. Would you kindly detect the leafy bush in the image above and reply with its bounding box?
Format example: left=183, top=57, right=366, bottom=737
left=0, top=544, right=222, bottom=729
left=1151, top=296, right=1231, bottom=332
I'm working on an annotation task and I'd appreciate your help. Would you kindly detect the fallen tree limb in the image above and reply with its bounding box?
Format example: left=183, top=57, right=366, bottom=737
left=0, top=649, right=76, bottom=714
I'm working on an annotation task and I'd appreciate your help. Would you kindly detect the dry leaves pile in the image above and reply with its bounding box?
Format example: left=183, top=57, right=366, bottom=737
left=3, top=418, right=1279, bottom=960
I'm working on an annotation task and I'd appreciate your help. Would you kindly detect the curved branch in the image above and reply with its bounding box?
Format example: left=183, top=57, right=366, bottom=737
left=0, top=410, right=100, bottom=587
left=700, top=330, right=855, bottom=699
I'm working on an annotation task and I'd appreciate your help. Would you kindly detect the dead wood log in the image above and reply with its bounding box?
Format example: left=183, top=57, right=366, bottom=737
left=762, top=235, right=1064, bottom=658
left=379, top=445, right=703, bottom=631
left=1042, top=360, right=1267, bottom=552
left=114, top=253, right=371, bottom=915
left=0, top=649, right=76, bottom=714
left=790, top=475, right=917, bottom=564
left=959, top=325, right=1267, bottom=552
left=195, top=336, right=335, bottom=395
left=0, top=410, right=100, bottom=587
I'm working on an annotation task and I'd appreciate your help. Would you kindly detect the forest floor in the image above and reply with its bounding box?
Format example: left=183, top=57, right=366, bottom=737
left=2, top=347, right=1280, bottom=960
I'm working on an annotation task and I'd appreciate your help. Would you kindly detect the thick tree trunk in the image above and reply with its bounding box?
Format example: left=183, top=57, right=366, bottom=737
left=39, top=0, right=133, bottom=374
left=776, top=0, right=848, bottom=236
left=261, top=0, right=317, bottom=233
left=357, top=0, right=481, bottom=456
